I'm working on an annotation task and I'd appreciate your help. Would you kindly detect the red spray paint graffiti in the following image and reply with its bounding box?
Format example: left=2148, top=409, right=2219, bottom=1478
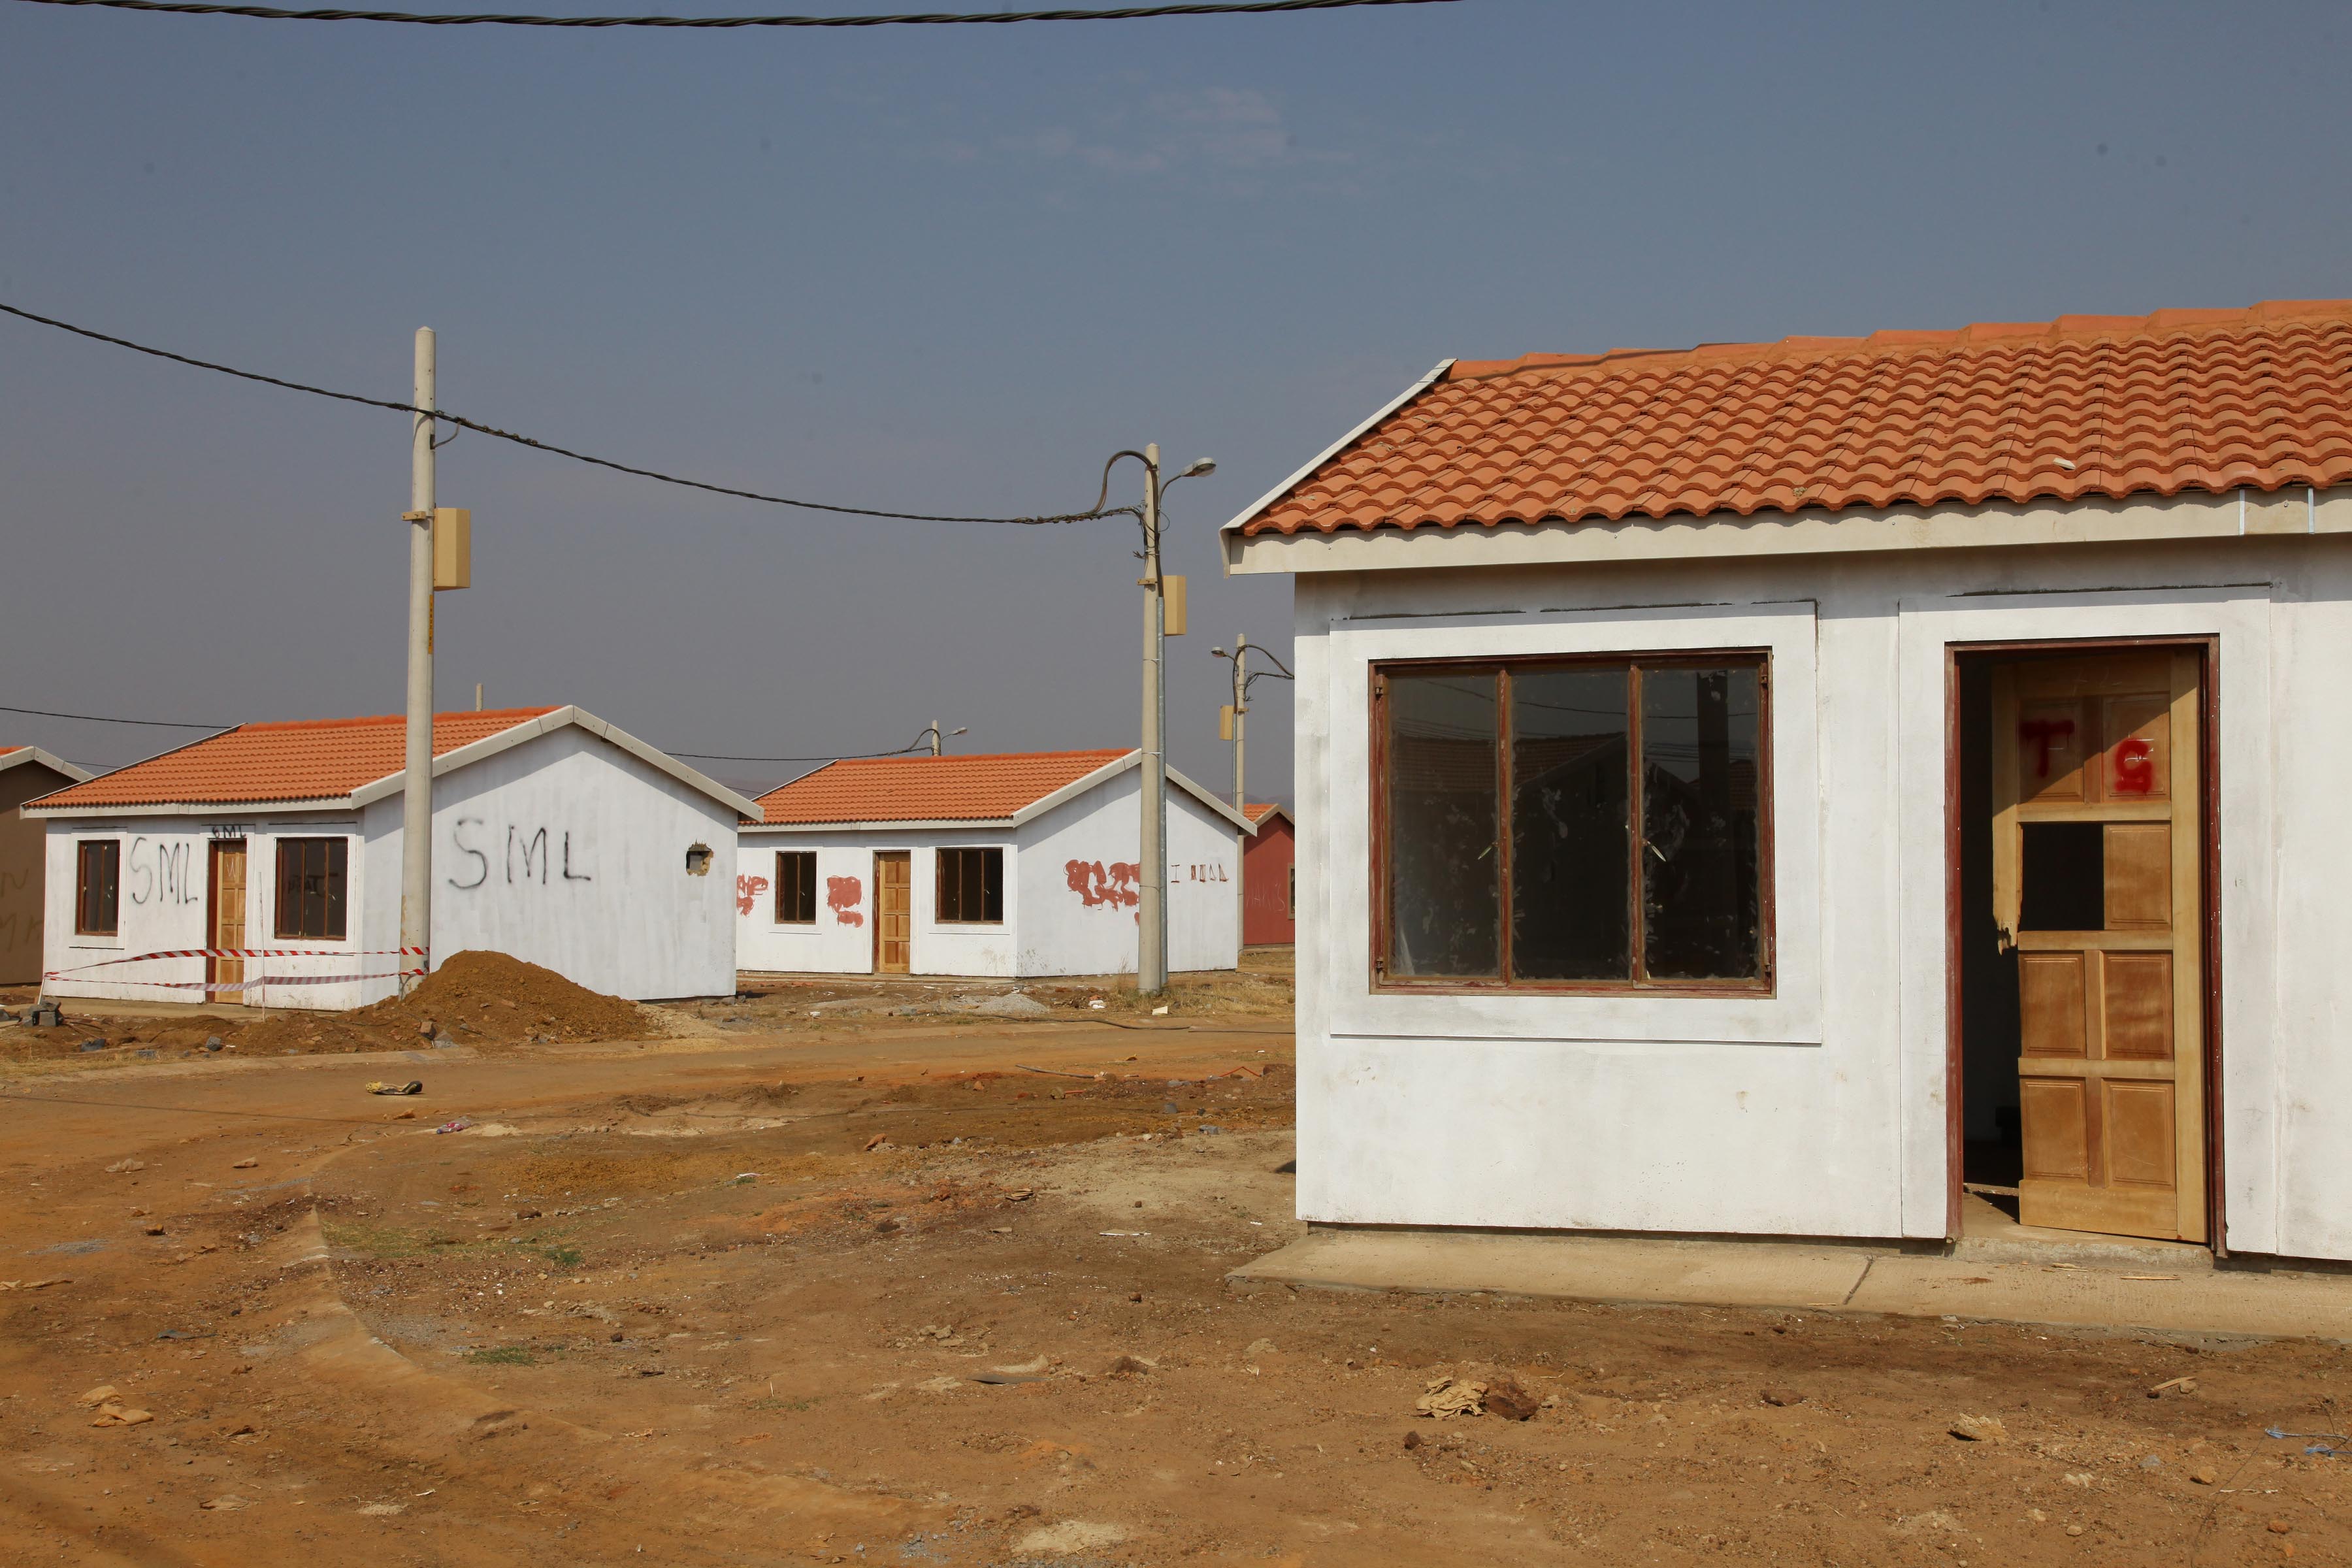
left=1065, top=859, right=1141, bottom=910
left=2019, top=717, right=2076, bottom=777
left=827, top=875, right=865, bottom=926
left=2114, top=736, right=2155, bottom=796
left=734, top=874, right=768, bottom=917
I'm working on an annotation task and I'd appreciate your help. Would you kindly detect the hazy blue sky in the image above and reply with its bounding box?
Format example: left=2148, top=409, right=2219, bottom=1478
left=4, top=0, right=2348, bottom=799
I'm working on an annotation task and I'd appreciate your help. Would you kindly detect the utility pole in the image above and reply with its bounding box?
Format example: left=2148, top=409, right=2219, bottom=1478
left=1231, top=632, right=1249, bottom=940
left=399, top=328, right=435, bottom=994
left=1088, top=445, right=1211, bottom=995
left=1231, top=632, right=1248, bottom=810
left=1137, top=443, right=1168, bottom=996
left=930, top=719, right=942, bottom=757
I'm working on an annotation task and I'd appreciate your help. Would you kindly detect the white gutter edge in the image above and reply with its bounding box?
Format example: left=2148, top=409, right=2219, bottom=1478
left=0, top=747, right=95, bottom=785
left=1011, top=751, right=1254, bottom=834
left=1217, top=359, right=1456, bottom=574
left=22, top=796, right=357, bottom=821
left=745, top=751, right=1254, bottom=837
left=346, top=706, right=762, bottom=820
left=743, top=816, right=1023, bottom=835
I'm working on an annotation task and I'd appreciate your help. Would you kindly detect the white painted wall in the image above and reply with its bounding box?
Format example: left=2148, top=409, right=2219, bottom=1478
left=1014, top=766, right=1241, bottom=977
left=1291, top=506, right=2352, bottom=1262
left=736, top=767, right=1241, bottom=979
left=41, top=726, right=736, bottom=1007
left=732, top=836, right=886, bottom=975
left=41, top=814, right=374, bottom=1007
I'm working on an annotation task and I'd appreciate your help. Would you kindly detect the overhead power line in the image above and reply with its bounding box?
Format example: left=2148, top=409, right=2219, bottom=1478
left=0, top=701, right=229, bottom=729
left=1, top=698, right=943, bottom=770
left=10, top=0, right=1452, bottom=25
left=666, top=729, right=939, bottom=764
left=0, top=301, right=1131, bottom=525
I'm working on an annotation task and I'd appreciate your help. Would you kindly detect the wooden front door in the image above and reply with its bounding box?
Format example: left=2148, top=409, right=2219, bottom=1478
left=874, top=852, right=911, bottom=975
left=207, top=840, right=248, bottom=998
left=1992, top=651, right=2206, bottom=1242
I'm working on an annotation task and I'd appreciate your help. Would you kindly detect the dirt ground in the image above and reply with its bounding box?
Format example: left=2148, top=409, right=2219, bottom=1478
left=3, top=981, right=2349, bottom=1565
left=0, top=949, right=1296, bottom=1068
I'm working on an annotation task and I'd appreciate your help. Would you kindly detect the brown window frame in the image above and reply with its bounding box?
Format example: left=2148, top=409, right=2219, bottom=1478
left=934, top=845, right=1004, bottom=925
left=272, top=836, right=349, bottom=941
left=774, top=849, right=818, bottom=925
left=74, top=839, right=120, bottom=936
left=1369, top=649, right=1775, bottom=996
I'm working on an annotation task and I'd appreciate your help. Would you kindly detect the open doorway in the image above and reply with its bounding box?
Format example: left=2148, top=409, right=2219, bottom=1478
left=1951, top=643, right=2215, bottom=1247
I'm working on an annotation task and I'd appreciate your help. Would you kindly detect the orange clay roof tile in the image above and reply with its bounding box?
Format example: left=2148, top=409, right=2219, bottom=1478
left=31, top=708, right=559, bottom=809
left=755, top=749, right=1132, bottom=825
left=1239, top=301, right=2352, bottom=536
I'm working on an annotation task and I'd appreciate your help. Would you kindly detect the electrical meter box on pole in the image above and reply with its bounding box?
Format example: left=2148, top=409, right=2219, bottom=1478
left=432, top=508, right=471, bottom=591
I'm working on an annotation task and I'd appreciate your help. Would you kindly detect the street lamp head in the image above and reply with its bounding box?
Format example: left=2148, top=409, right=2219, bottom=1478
left=950, top=727, right=968, bottom=738
left=1211, top=646, right=1228, bottom=658
left=1179, top=457, right=1217, bottom=479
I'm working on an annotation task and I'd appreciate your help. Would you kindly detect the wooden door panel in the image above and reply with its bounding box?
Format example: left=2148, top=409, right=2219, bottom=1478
left=2105, top=696, right=2171, bottom=801
left=2104, top=1081, right=2177, bottom=1188
left=2100, top=953, right=2173, bottom=1059
left=2104, top=824, right=2170, bottom=930
left=1995, top=649, right=2205, bottom=1243
left=2017, top=699, right=2089, bottom=804
left=874, top=853, right=911, bottom=974
left=2019, top=1079, right=2092, bottom=1181
left=208, top=842, right=247, bottom=995
left=2019, top=953, right=2087, bottom=1056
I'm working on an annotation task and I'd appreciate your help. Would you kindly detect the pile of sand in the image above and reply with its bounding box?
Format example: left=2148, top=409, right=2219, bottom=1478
left=235, top=950, right=654, bottom=1055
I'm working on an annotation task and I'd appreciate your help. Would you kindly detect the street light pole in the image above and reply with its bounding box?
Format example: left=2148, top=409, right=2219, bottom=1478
left=1137, top=444, right=1167, bottom=996
left=399, top=327, right=435, bottom=994
left=1230, top=631, right=1247, bottom=939
left=1231, top=631, right=1247, bottom=811
left=1086, top=446, right=1214, bottom=996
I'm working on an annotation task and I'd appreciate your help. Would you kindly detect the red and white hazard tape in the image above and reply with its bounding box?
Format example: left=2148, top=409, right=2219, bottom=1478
left=44, top=945, right=426, bottom=979
left=94, top=970, right=429, bottom=994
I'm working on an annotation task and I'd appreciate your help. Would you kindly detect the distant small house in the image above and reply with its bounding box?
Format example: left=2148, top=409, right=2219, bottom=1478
left=736, top=749, right=1250, bottom=978
left=1241, top=803, right=1296, bottom=947
left=27, top=706, right=757, bottom=1006
left=2, top=747, right=94, bottom=984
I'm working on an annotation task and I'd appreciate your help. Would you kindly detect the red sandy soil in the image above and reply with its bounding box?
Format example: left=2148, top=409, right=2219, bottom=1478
left=1, top=1016, right=2346, bottom=1565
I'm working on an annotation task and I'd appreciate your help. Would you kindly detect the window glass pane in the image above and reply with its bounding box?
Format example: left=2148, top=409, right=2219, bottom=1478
left=303, top=841, right=328, bottom=938
left=325, top=839, right=347, bottom=939
left=1386, top=672, right=1500, bottom=977
left=1510, top=668, right=1631, bottom=980
left=982, top=849, right=1004, bottom=923
left=276, top=845, right=299, bottom=937
left=1641, top=666, right=1763, bottom=980
left=79, top=841, right=119, bottom=934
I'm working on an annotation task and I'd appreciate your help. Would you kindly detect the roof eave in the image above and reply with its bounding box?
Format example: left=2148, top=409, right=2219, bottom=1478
left=0, top=747, right=95, bottom=786
left=1217, top=360, right=1454, bottom=574
left=22, top=795, right=359, bottom=819
left=346, top=706, right=763, bottom=819
left=745, top=815, right=1022, bottom=834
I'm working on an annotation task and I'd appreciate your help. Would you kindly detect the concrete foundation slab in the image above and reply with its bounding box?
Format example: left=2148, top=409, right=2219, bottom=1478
left=1232, top=1228, right=2352, bottom=1341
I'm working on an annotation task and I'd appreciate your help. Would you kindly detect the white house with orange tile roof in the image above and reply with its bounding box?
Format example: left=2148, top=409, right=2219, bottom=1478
left=25, top=706, right=758, bottom=1007
left=736, top=748, right=1250, bottom=979
left=1228, top=299, right=2352, bottom=1266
